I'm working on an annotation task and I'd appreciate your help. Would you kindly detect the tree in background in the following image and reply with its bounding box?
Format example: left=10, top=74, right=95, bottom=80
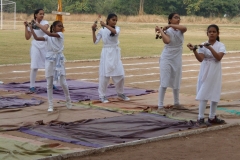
left=183, top=0, right=203, bottom=15
left=139, top=0, right=144, bottom=15
left=196, top=0, right=240, bottom=18
left=13, top=0, right=240, bottom=18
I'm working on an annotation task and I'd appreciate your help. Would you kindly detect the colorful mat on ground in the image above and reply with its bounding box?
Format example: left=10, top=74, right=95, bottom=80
left=0, top=104, right=122, bottom=131
left=0, top=133, right=78, bottom=160
left=0, top=96, right=43, bottom=109
left=0, top=80, right=154, bottom=102
left=20, top=113, right=197, bottom=148
left=81, top=92, right=198, bottom=113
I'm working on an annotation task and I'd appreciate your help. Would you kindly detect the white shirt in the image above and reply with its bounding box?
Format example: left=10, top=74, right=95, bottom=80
left=159, top=27, right=184, bottom=89
left=196, top=40, right=226, bottom=102
left=95, top=26, right=124, bottom=77
left=28, top=20, right=49, bottom=48
left=43, top=32, right=66, bottom=81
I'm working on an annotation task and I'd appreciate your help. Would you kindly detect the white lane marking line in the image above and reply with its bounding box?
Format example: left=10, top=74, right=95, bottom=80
left=221, top=91, right=240, bottom=95
left=127, top=72, right=240, bottom=84
left=2, top=61, right=240, bottom=75
left=2, top=70, right=240, bottom=80
left=1, top=53, right=240, bottom=67
left=181, top=79, right=240, bottom=88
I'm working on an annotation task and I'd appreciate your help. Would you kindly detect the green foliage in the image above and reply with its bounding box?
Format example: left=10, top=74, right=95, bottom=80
left=183, top=0, right=203, bottom=15
left=196, top=0, right=240, bottom=18
left=12, top=0, right=240, bottom=17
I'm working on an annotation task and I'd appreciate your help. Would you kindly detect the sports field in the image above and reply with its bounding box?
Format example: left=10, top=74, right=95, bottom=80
left=0, top=21, right=240, bottom=160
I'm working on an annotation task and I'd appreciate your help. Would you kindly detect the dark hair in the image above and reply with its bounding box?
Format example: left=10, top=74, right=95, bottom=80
left=168, top=12, right=178, bottom=24
left=34, top=9, right=44, bottom=20
left=50, top=21, right=62, bottom=33
left=207, top=24, right=220, bottom=41
left=106, top=13, right=117, bottom=36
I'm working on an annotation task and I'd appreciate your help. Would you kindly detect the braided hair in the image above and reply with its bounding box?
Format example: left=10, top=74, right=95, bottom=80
left=106, top=13, right=117, bottom=36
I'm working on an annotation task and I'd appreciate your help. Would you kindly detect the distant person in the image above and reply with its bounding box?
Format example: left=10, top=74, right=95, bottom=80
left=187, top=24, right=226, bottom=126
left=155, top=13, right=187, bottom=113
left=29, top=20, right=72, bottom=112
left=91, top=13, right=130, bottom=103
left=24, top=9, right=49, bottom=93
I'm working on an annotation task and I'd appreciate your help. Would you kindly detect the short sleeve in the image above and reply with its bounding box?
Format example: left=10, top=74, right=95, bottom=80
left=219, top=43, right=226, bottom=54
left=43, top=35, right=48, bottom=41
left=41, top=20, right=49, bottom=26
left=115, top=26, right=120, bottom=35
left=198, top=46, right=204, bottom=54
left=94, top=29, right=102, bottom=44
left=57, top=32, right=64, bottom=39
left=165, top=27, right=174, bottom=39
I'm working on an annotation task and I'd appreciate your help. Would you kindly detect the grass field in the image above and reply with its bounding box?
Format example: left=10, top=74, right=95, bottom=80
left=1, top=18, right=240, bottom=65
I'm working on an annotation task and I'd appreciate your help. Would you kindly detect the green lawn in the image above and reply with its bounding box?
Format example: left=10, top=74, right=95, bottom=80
left=0, top=21, right=240, bottom=65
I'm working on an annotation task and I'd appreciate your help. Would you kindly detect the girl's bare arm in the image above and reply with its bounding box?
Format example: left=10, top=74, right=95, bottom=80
left=29, top=25, right=45, bottom=41
left=24, top=21, right=32, bottom=40
left=187, top=43, right=204, bottom=62
left=35, top=22, right=60, bottom=38
left=168, top=24, right=187, bottom=33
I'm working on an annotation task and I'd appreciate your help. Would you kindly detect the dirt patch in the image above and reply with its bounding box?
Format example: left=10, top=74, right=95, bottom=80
left=73, top=126, right=240, bottom=160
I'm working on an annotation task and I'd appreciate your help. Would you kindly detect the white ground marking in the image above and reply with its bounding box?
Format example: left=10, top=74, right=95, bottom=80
left=1, top=60, right=240, bottom=74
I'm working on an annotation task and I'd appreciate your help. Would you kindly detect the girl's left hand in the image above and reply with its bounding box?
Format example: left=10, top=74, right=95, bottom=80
left=203, top=42, right=211, bottom=49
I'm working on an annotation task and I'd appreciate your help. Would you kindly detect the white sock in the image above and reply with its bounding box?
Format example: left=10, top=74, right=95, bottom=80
left=209, top=101, right=218, bottom=119
left=198, top=100, right=208, bottom=120
left=158, top=86, right=167, bottom=108
left=30, top=68, right=38, bottom=88
left=59, top=76, right=71, bottom=102
left=46, top=76, right=53, bottom=107
left=173, top=88, right=180, bottom=105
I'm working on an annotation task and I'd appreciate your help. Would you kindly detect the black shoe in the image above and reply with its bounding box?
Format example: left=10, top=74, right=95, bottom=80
left=208, top=116, right=226, bottom=125
left=53, top=85, right=58, bottom=90
left=197, top=118, right=211, bottom=127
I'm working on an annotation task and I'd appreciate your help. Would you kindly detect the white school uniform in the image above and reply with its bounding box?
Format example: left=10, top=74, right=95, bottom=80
left=196, top=41, right=226, bottom=102
left=43, top=32, right=66, bottom=84
left=95, top=26, right=124, bottom=77
left=43, top=32, right=70, bottom=107
left=94, top=26, right=125, bottom=98
left=159, top=27, right=184, bottom=89
left=28, top=20, right=48, bottom=69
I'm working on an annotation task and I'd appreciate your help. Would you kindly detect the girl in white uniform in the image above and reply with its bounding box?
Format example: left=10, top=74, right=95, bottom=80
left=155, top=13, right=187, bottom=111
left=29, top=20, right=72, bottom=112
left=91, top=13, right=130, bottom=103
left=187, top=24, right=226, bottom=125
left=24, top=9, right=49, bottom=93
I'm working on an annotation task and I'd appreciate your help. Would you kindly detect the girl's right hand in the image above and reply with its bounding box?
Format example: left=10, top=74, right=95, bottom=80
left=24, top=21, right=28, bottom=27
left=92, top=23, right=97, bottom=31
left=155, top=26, right=160, bottom=32
left=187, top=43, right=194, bottom=50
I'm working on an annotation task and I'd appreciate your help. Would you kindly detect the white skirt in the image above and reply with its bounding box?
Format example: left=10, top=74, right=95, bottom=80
left=30, top=45, right=46, bottom=69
